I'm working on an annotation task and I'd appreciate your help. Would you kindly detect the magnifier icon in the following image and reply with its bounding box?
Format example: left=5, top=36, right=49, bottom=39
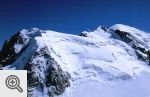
left=5, top=75, right=23, bottom=93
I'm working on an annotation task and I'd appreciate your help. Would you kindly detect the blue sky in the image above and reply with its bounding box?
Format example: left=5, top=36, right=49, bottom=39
left=0, top=0, right=150, bottom=48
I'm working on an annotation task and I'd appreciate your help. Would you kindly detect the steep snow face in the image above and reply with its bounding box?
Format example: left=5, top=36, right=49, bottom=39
left=1, top=24, right=150, bottom=97
left=109, top=24, right=150, bottom=65
left=111, top=24, right=150, bottom=49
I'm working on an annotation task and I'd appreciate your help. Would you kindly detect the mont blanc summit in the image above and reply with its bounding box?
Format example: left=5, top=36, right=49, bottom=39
left=0, top=24, right=150, bottom=97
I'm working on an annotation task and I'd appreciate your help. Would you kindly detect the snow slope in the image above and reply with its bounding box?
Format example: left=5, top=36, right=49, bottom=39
left=1, top=24, right=150, bottom=97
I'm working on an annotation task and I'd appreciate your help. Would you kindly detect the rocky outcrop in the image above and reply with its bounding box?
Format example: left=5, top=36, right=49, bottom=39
left=24, top=47, right=70, bottom=97
left=111, top=29, right=150, bottom=65
left=0, top=32, right=28, bottom=66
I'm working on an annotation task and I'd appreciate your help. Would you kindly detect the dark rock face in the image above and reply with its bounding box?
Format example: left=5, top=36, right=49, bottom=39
left=113, top=30, right=132, bottom=43
left=79, top=32, right=88, bottom=37
left=101, top=26, right=108, bottom=32
left=0, top=32, right=28, bottom=67
left=112, top=29, right=150, bottom=65
left=147, top=50, right=150, bottom=65
left=24, top=47, right=70, bottom=97
left=46, top=63, right=70, bottom=96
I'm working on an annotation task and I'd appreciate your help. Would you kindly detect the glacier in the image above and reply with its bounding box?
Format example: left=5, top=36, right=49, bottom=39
left=0, top=24, right=150, bottom=97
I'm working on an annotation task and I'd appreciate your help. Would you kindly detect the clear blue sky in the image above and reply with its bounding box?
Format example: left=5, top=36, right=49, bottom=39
left=0, top=0, right=150, bottom=48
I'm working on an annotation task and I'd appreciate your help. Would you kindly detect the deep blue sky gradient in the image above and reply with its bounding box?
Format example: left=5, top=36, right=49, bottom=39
left=0, top=0, right=150, bottom=48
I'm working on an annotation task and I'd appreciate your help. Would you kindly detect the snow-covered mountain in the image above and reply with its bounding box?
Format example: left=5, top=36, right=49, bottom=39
left=0, top=24, right=150, bottom=97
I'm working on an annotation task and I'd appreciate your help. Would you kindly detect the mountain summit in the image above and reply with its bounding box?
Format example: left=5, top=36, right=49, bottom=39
left=0, top=24, right=150, bottom=97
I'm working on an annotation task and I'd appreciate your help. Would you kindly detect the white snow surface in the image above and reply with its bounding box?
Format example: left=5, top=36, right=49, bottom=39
left=111, top=24, right=150, bottom=49
left=3, top=24, right=150, bottom=97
